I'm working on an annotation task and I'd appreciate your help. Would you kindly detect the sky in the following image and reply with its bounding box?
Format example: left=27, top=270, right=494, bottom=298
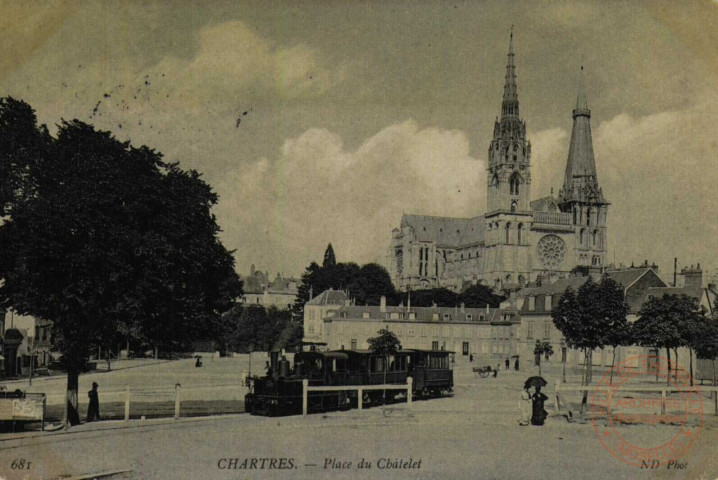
left=1, top=1, right=717, bottom=282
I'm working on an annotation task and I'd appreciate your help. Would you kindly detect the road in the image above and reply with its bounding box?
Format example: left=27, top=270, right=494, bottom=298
left=0, top=363, right=716, bottom=479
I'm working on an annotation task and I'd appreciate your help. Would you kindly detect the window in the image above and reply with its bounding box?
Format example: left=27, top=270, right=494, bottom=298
left=421, top=326, right=427, bottom=337
left=462, top=342, right=469, bottom=356
left=528, top=296, right=535, bottom=310
left=505, top=223, right=511, bottom=244
left=466, top=314, right=472, bottom=322
left=511, top=200, right=517, bottom=212
left=443, top=313, right=451, bottom=322
left=351, top=339, right=357, bottom=349
left=586, top=208, right=591, bottom=226
left=544, top=321, right=550, bottom=340
left=527, top=321, right=533, bottom=339
left=517, top=223, right=523, bottom=244
left=510, top=173, right=520, bottom=195
left=432, top=341, right=439, bottom=351
left=545, top=295, right=552, bottom=311
left=580, top=228, right=585, bottom=245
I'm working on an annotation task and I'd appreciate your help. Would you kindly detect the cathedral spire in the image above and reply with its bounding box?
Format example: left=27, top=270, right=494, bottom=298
left=560, top=65, right=605, bottom=204
left=501, top=26, right=519, bottom=117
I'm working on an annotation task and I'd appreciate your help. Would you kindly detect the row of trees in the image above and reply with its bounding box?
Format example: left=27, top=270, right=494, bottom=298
left=292, top=245, right=505, bottom=321
left=551, top=275, right=718, bottom=410
left=219, top=305, right=303, bottom=354
left=0, top=98, right=242, bottom=426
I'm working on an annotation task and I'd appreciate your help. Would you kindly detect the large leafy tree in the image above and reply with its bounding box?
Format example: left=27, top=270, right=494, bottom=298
left=552, top=276, right=629, bottom=410
left=0, top=99, right=241, bottom=426
left=690, top=316, right=718, bottom=387
left=633, top=294, right=704, bottom=384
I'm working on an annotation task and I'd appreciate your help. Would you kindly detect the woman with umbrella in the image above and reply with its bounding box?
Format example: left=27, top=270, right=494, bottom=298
left=524, top=376, right=548, bottom=426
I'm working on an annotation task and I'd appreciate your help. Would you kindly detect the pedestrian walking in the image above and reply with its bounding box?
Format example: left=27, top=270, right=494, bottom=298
left=514, top=357, right=519, bottom=371
left=469, top=354, right=473, bottom=363
left=531, top=385, right=548, bottom=426
left=492, top=364, right=499, bottom=378
left=505, top=357, right=510, bottom=370
left=519, top=386, right=532, bottom=426
left=87, top=382, right=100, bottom=422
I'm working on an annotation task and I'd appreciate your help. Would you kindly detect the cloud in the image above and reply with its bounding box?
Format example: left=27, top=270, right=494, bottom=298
left=593, top=99, right=718, bottom=274
left=216, top=121, right=484, bottom=275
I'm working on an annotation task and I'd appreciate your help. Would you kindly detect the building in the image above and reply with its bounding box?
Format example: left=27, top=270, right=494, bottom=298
left=240, top=265, right=298, bottom=310
left=304, top=289, right=519, bottom=365
left=1, top=309, right=53, bottom=377
left=389, top=32, right=608, bottom=291
left=302, top=288, right=350, bottom=349
left=516, top=265, right=715, bottom=374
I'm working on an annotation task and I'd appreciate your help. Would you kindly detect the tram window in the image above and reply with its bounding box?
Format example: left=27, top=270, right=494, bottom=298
left=371, top=356, right=386, bottom=372
left=417, top=356, right=427, bottom=368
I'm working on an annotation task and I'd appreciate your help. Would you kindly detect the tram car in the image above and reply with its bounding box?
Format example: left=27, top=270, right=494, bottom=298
left=245, top=349, right=453, bottom=417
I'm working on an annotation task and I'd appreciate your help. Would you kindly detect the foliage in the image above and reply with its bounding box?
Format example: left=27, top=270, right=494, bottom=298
left=292, top=259, right=396, bottom=321
left=552, top=275, right=630, bottom=388
left=367, top=328, right=402, bottom=356
left=0, top=98, right=241, bottom=424
left=534, top=340, right=554, bottom=360
left=459, top=283, right=505, bottom=308
left=224, top=305, right=299, bottom=353
left=633, top=294, right=703, bottom=353
left=552, top=276, right=630, bottom=352
left=322, top=243, right=336, bottom=268
left=690, top=316, right=718, bottom=361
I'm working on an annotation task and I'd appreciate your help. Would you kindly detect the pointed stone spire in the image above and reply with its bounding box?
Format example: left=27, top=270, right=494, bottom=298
left=501, top=26, right=519, bottom=117
left=575, top=65, right=588, bottom=111
left=560, top=65, right=605, bottom=204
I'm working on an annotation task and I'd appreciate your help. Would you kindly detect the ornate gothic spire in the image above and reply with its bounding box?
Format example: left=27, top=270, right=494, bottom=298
left=501, top=26, right=519, bottom=117
left=560, top=66, right=605, bottom=204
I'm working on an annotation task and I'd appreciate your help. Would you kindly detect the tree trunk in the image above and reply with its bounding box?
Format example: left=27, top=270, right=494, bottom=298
left=674, top=348, right=679, bottom=382
left=689, top=348, right=694, bottom=387
left=106, top=348, right=111, bottom=372
left=587, top=350, right=593, bottom=385
left=666, top=347, right=672, bottom=385
left=64, top=368, right=81, bottom=428
left=580, top=350, right=589, bottom=414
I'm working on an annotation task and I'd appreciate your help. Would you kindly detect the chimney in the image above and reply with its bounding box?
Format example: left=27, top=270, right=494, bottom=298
left=380, top=296, right=387, bottom=313
left=681, top=264, right=703, bottom=289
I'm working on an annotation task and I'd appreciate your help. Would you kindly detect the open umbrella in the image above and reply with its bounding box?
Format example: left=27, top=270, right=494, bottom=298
left=524, top=376, right=548, bottom=389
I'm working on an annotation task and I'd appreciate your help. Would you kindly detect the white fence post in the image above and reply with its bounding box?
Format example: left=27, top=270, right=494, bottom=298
left=124, top=385, right=130, bottom=421
left=407, top=377, right=412, bottom=411
left=174, top=383, right=181, bottom=420
left=302, top=379, right=308, bottom=417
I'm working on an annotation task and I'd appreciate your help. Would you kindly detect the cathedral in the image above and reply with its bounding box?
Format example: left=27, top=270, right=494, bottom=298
left=388, top=32, right=609, bottom=292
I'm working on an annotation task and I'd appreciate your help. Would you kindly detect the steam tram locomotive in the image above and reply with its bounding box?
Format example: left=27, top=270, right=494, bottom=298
left=244, top=349, right=454, bottom=416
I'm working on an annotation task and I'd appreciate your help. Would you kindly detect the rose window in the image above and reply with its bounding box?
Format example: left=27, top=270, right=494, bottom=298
left=536, top=235, right=566, bottom=269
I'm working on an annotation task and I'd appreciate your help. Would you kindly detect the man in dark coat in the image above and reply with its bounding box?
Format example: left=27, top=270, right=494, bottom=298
left=505, top=357, right=510, bottom=370
left=87, top=382, right=100, bottom=422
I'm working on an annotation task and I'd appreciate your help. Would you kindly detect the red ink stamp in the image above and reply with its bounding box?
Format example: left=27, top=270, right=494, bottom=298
left=590, top=355, right=703, bottom=468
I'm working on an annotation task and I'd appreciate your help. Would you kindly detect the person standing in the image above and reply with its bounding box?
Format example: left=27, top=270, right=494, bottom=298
left=519, top=386, right=532, bottom=426
left=514, top=357, right=519, bottom=371
left=505, top=357, right=510, bottom=370
left=87, top=382, right=100, bottom=422
left=531, top=385, right=548, bottom=426
left=493, top=364, right=499, bottom=378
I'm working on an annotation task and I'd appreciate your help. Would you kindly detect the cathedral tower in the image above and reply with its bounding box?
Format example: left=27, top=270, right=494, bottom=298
left=558, top=66, right=609, bottom=268
left=483, top=29, right=533, bottom=289
left=486, top=28, right=531, bottom=213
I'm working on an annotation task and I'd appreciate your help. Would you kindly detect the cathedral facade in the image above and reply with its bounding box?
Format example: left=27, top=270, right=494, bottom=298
left=388, top=33, right=609, bottom=292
